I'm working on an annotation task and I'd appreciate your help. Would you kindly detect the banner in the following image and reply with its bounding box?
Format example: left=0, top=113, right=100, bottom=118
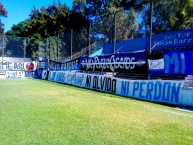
left=49, top=58, right=80, bottom=71
left=149, top=50, right=193, bottom=75
left=103, top=29, right=193, bottom=54
left=48, top=71, right=193, bottom=108
left=81, top=52, right=147, bottom=73
left=0, top=61, right=37, bottom=71
left=38, top=59, right=48, bottom=69
left=6, top=71, right=24, bottom=79
left=152, top=29, right=193, bottom=50
left=148, top=59, right=165, bottom=74
left=164, top=50, right=193, bottom=75
left=0, top=70, right=5, bottom=75
left=25, top=72, right=36, bottom=78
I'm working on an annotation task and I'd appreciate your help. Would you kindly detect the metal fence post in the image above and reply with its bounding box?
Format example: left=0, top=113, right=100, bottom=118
left=71, top=29, right=73, bottom=60
left=46, top=38, right=49, bottom=60
left=23, top=38, right=26, bottom=62
left=49, top=38, right=51, bottom=60
left=2, top=34, right=4, bottom=61
left=148, top=0, right=154, bottom=80
left=88, top=22, right=91, bottom=56
left=38, top=40, right=40, bottom=60
left=114, top=13, right=117, bottom=54
left=57, top=34, right=59, bottom=61
left=149, top=0, right=153, bottom=54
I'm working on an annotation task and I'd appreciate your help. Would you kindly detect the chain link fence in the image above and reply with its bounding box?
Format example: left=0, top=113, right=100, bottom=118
left=1, top=1, right=192, bottom=62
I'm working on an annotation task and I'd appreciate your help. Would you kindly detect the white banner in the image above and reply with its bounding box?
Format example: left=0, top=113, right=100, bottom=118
left=148, top=59, right=164, bottom=70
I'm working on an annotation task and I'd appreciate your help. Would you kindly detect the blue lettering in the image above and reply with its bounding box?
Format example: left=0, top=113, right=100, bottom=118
left=121, top=81, right=129, bottom=96
left=146, top=82, right=154, bottom=100
left=162, top=82, right=171, bottom=102
left=170, top=83, right=181, bottom=104
left=52, top=72, right=57, bottom=81
left=7, top=62, right=12, bottom=70
left=180, top=53, right=185, bottom=74
left=139, top=82, right=146, bottom=98
left=164, top=53, right=179, bottom=73
left=154, top=81, right=162, bottom=101
left=133, top=81, right=139, bottom=97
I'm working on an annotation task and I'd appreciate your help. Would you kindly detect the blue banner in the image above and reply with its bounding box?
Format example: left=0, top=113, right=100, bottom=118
left=103, top=29, right=193, bottom=54
left=149, top=50, right=193, bottom=75
left=164, top=50, right=193, bottom=75
left=103, top=37, right=148, bottom=54
left=80, top=52, right=147, bottom=73
left=152, top=29, right=193, bottom=50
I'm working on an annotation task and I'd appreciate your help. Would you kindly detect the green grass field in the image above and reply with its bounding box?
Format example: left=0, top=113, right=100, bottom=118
left=0, top=79, right=193, bottom=144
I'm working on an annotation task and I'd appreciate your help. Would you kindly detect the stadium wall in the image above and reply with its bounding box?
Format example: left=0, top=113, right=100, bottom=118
left=48, top=71, right=193, bottom=108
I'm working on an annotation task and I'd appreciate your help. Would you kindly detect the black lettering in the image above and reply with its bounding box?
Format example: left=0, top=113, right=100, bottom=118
left=100, top=77, right=106, bottom=90
left=85, top=75, right=91, bottom=87
left=111, top=79, right=117, bottom=93
left=107, top=78, right=111, bottom=91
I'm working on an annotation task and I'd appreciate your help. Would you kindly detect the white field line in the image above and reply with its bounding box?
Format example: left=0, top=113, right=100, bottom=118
left=131, top=102, right=193, bottom=118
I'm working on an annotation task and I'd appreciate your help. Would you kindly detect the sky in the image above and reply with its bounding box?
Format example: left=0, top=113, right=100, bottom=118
left=1, top=0, right=73, bottom=32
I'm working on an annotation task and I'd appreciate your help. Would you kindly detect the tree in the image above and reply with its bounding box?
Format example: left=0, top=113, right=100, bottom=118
left=140, top=0, right=193, bottom=35
left=72, top=0, right=150, bottom=43
left=0, top=3, right=7, bottom=34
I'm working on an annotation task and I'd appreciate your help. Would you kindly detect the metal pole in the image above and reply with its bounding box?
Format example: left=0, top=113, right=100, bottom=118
left=88, top=22, right=91, bottom=56
left=113, top=13, right=117, bottom=77
left=148, top=0, right=153, bottom=80
left=2, top=35, right=4, bottom=61
left=23, top=38, right=26, bottom=62
left=38, top=40, right=40, bottom=59
left=49, top=38, right=51, bottom=60
left=46, top=38, right=50, bottom=71
left=57, top=34, right=59, bottom=61
left=46, top=38, right=49, bottom=60
left=71, top=29, right=73, bottom=60
left=149, top=0, right=153, bottom=54
left=114, top=13, right=116, bottom=54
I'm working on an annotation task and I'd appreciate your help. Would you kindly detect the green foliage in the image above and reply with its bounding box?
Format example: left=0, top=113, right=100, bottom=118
left=141, top=0, right=193, bottom=35
left=0, top=3, right=7, bottom=34
left=4, top=35, right=25, bottom=57
left=3, top=0, right=193, bottom=60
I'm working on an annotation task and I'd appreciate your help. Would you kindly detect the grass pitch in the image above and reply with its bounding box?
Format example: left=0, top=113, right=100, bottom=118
left=0, top=79, right=193, bottom=144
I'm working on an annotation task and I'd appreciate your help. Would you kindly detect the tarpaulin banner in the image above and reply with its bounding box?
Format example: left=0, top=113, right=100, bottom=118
left=103, top=29, right=193, bottom=54
left=49, top=58, right=81, bottom=71
left=38, top=59, right=48, bottom=69
left=0, top=61, right=37, bottom=71
left=148, top=50, right=193, bottom=75
left=164, top=50, right=193, bottom=75
left=80, top=52, right=147, bottom=73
